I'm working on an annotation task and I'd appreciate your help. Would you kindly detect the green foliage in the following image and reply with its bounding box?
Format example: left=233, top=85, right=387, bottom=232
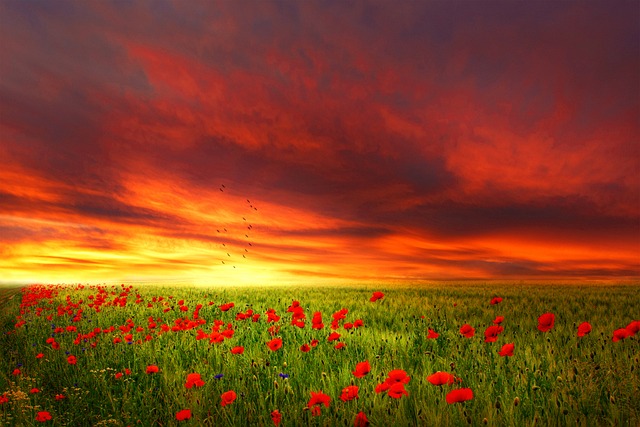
left=0, top=283, right=638, bottom=426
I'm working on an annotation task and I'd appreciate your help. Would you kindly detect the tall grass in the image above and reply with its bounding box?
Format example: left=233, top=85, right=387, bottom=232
left=0, top=283, right=638, bottom=426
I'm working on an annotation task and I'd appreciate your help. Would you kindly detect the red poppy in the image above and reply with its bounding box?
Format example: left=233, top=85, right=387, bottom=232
left=352, top=361, right=371, bottom=378
left=271, top=409, right=282, bottom=425
left=231, top=346, right=244, bottom=354
left=626, top=320, right=640, bottom=335
left=35, top=411, right=52, bottom=422
left=30, top=388, right=40, bottom=394
left=220, top=390, right=236, bottom=406
left=612, top=328, right=631, bottom=342
left=219, top=302, right=235, bottom=312
left=146, top=365, right=159, bottom=374
left=300, top=344, right=310, bottom=352
left=0, top=393, right=8, bottom=405
left=12, top=368, right=20, bottom=376
left=425, top=328, right=439, bottom=339
left=387, top=382, right=409, bottom=398
left=175, top=409, right=191, bottom=421
left=490, top=297, right=502, bottom=305
left=354, top=412, right=369, bottom=427
left=459, top=324, right=475, bottom=338
left=375, top=382, right=390, bottom=394
left=370, top=291, right=385, bottom=302
left=427, top=371, right=456, bottom=386
left=386, top=369, right=411, bottom=384
left=537, top=313, right=555, bottom=332
left=55, top=394, right=65, bottom=400
left=493, top=316, right=504, bottom=324
left=267, top=338, right=282, bottom=351
left=36, top=353, right=44, bottom=359
left=446, top=388, right=474, bottom=404
left=334, top=342, right=346, bottom=350
left=307, top=391, right=330, bottom=416
left=498, top=343, right=514, bottom=357
left=67, top=355, right=77, bottom=365
left=185, top=373, right=205, bottom=389
left=340, top=385, right=359, bottom=402
left=327, top=332, right=341, bottom=341
left=484, top=325, right=504, bottom=343
left=115, top=372, right=123, bottom=379
left=577, top=322, right=592, bottom=337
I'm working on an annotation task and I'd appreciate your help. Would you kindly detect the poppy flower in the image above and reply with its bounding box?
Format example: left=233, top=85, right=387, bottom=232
left=352, top=360, right=371, bottom=378
left=115, top=372, right=123, bottom=379
left=327, top=332, right=341, bottom=341
left=498, top=343, right=514, bottom=357
left=308, top=391, right=330, bottom=416
left=493, top=316, right=504, bottom=324
left=446, top=388, right=474, bottom=404
left=30, top=388, right=40, bottom=394
left=375, top=382, right=390, bottom=393
left=427, top=371, right=456, bottom=386
left=626, top=320, right=640, bottom=335
left=12, top=368, right=20, bottom=376
left=36, top=353, right=44, bottom=359
left=146, top=365, right=159, bottom=374
left=67, top=355, right=77, bottom=365
left=334, top=342, right=346, bottom=350
left=386, top=369, right=410, bottom=384
left=267, top=338, right=282, bottom=351
left=175, top=409, right=191, bottom=421
left=459, top=324, right=475, bottom=338
left=537, top=313, right=555, bottom=332
left=300, top=344, right=310, bottom=352
left=220, top=390, right=236, bottom=406
left=427, top=329, right=439, bottom=339
left=340, top=385, right=359, bottom=402
left=577, top=322, right=592, bottom=337
left=612, top=328, right=631, bottom=342
left=387, top=382, right=409, bottom=399
left=484, top=325, right=504, bottom=343
left=231, top=346, right=244, bottom=354
left=185, top=373, right=205, bottom=388
left=490, top=297, right=502, bottom=305
left=354, top=411, right=369, bottom=427
left=370, top=291, right=384, bottom=302
left=35, top=411, right=52, bottom=422
left=55, top=394, right=65, bottom=400
left=271, top=409, right=282, bottom=425
left=0, top=393, right=8, bottom=404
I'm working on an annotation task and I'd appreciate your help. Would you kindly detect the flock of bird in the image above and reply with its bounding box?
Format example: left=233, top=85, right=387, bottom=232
left=216, top=184, right=258, bottom=269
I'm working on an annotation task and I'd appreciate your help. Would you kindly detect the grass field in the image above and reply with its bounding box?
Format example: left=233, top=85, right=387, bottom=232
left=0, top=282, right=638, bottom=426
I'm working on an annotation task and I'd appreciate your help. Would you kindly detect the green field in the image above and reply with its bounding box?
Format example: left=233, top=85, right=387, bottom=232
left=0, top=283, right=638, bottom=426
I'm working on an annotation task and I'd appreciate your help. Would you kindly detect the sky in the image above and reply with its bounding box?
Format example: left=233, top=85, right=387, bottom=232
left=1, top=0, right=638, bottom=285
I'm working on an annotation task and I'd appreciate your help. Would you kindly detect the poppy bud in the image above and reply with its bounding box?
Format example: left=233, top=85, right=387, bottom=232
left=556, top=376, right=563, bottom=382
left=532, top=385, right=540, bottom=391
left=483, top=418, right=488, bottom=425
left=514, top=397, right=520, bottom=406
left=495, top=401, right=501, bottom=410
left=274, top=381, right=279, bottom=389
left=610, top=395, right=616, bottom=404
left=283, top=362, right=287, bottom=368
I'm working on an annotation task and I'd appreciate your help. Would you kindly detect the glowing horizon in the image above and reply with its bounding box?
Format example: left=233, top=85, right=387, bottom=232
left=1, top=1, right=638, bottom=284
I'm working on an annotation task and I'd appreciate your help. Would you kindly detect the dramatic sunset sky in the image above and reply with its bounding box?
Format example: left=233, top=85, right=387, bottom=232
left=1, top=1, right=638, bottom=285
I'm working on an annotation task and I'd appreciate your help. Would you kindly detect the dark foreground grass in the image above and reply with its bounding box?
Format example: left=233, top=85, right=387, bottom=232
left=0, top=282, right=638, bottom=426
